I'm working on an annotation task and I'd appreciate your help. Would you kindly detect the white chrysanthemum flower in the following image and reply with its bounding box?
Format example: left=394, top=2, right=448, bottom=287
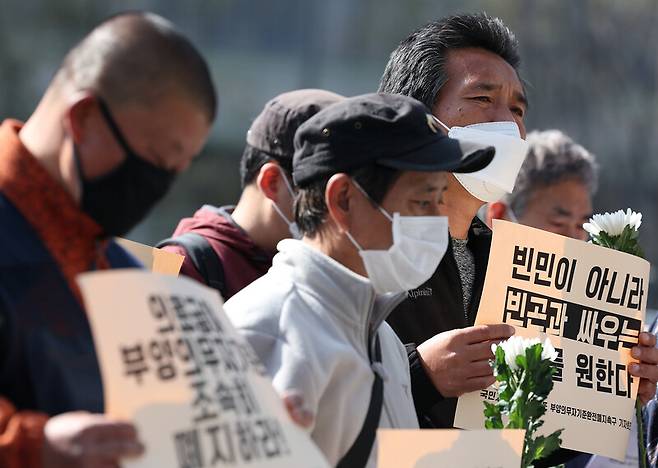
left=492, top=336, right=557, bottom=371
left=583, top=208, right=642, bottom=238
left=493, top=336, right=533, bottom=370
left=541, top=338, right=559, bottom=362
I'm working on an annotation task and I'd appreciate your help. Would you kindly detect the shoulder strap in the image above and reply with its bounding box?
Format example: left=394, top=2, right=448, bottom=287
left=156, top=233, right=226, bottom=297
left=336, top=333, right=384, bottom=468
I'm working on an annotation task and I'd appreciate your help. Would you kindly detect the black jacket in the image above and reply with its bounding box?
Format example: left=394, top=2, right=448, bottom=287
left=388, top=217, right=491, bottom=428
left=643, top=315, right=658, bottom=467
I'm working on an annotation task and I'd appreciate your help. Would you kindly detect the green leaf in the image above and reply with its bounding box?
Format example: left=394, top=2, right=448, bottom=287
left=532, top=430, right=563, bottom=460
left=522, top=429, right=562, bottom=467
left=484, top=400, right=504, bottom=429
left=515, top=353, right=527, bottom=371
left=594, top=226, right=645, bottom=258
left=483, top=339, right=566, bottom=467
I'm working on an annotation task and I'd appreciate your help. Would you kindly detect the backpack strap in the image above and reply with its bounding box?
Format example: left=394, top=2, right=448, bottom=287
left=156, top=233, right=226, bottom=298
left=336, top=333, right=384, bottom=468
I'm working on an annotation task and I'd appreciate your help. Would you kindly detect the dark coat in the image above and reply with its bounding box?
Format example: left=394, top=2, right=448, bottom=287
left=388, top=217, right=491, bottom=428
left=0, top=194, right=140, bottom=415
left=160, top=205, right=275, bottom=301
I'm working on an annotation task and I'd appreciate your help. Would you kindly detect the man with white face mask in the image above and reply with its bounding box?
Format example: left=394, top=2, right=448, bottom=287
left=380, top=13, right=529, bottom=430
left=160, top=89, right=343, bottom=300
left=224, top=93, right=494, bottom=468
left=380, top=15, right=658, bottom=468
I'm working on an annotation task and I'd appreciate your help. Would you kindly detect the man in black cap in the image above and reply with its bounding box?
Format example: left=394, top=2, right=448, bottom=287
left=225, top=93, right=494, bottom=468
left=160, top=89, right=343, bottom=300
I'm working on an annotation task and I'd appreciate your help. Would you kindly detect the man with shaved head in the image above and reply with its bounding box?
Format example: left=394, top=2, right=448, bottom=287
left=0, top=11, right=215, bottom=467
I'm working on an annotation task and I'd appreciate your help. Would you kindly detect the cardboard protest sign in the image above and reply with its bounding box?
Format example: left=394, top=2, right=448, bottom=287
left=377, top=429, right=524, bottom=468
left=78, top=270, right=329, bottom=468
left=117, top=238, right=184, bottom=275
left=585, top=414, right=639, bottom=467
left=454, top=220, right=649, bottom=460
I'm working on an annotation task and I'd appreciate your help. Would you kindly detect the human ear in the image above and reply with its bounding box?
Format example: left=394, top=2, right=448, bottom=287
left=63, top=94, right=98, bottom=145
left=256, top=162, right=285, bottom=202
left=325, top=173, right=355, bottom=233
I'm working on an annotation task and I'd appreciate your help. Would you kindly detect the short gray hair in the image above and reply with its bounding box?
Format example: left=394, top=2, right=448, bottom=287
left=507, top=130, right=599, bottom=216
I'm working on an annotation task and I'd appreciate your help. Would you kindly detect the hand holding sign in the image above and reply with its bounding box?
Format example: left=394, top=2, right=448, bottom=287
left=416, top=324, right=515, bottom=397
left=43, top=412, right=144, bottom=468
left=631, top=331, right=658, bottom=405
left=281, top=392, right=314, bottom=429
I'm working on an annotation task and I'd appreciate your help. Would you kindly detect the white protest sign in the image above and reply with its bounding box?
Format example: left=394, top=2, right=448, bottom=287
left=454, top=220, right=649, bottom=460
left=377, top=429, right=524, bottom=468
left=78, top=270, right=329, bottom=468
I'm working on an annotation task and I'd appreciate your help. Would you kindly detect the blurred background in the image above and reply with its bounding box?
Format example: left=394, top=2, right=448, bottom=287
left=2, top=0, right=658, bottom=307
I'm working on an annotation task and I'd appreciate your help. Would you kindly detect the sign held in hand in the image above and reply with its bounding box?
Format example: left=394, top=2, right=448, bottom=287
left=116, top=238, right=184, bottom=275
left=454, top=220, right=650, bottom=461
left=78, top=270, right=329, bottom=468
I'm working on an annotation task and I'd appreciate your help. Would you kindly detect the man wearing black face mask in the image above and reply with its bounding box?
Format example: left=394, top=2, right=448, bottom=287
left=0, top=12, right=216, bottom=468
left=74, top=98, right=180, bottom=236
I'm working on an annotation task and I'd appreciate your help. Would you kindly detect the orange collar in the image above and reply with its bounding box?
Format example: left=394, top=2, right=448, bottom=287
left=0, top=119, right=109, bottom=299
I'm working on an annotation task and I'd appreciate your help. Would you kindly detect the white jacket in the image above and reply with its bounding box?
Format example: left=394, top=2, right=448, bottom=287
left=224, top=239, right=419, bottom=467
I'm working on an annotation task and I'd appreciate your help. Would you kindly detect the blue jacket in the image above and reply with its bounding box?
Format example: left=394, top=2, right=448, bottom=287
left=645, top=315, right=658, bottom=466
left=0, top=193, right=141, bottom=415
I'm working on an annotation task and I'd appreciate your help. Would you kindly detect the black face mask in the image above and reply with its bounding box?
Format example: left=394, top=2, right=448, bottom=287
left=74, top=98, right=177, bottom=237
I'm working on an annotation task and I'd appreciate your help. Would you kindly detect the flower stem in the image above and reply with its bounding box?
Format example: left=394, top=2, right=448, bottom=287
left=637, top=399, right=647, bottom=468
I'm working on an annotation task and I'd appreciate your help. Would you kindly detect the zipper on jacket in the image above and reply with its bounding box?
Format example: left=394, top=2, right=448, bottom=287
left=366, top=293, right=407, bottom=430
left=367, top=293, right=407, bottom=356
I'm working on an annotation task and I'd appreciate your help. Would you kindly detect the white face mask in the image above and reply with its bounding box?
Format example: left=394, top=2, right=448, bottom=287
left=345, top=181, right=449, bottom=294
left=270, top=167, right=301, bottom=239
left=437, top=120, right=529, bottom=203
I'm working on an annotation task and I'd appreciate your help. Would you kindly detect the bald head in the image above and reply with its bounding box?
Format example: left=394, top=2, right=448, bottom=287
left=53, top=11, right=216, bottom=122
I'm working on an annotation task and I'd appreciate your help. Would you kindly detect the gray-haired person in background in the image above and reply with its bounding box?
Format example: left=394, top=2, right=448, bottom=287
left=486, top=129, right=598, bottom=241
left=488, top=130, right=657, bottom=468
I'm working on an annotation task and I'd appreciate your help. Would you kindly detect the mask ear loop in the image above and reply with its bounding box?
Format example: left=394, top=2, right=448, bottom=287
left=346, top=179, right=394, bottom=251
left=433, top=116, right=452, bottom=133
left=271, top=200, right=294, bottom=226
left=278, top=166, right=296, bottom=198
left=97, top=97, right=139, bottom=162
left=269, top=165, right=297, bottom=227
left=344, top=230, right=364, bottom=251
left=351, top=179, right=394, bottom=222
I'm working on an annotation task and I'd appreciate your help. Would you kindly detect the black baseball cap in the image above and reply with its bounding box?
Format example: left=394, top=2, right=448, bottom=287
left=292, top=93, right=495, bottom=187
left=247, top=89, right=345, bottom=160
